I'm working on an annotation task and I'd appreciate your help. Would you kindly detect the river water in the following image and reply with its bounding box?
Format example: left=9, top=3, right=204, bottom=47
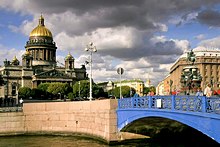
left=0, top=135, right=166, bottom=147
left=0, top=135, right=109, bottom=147
left=0, top=134, right=219, bottom=147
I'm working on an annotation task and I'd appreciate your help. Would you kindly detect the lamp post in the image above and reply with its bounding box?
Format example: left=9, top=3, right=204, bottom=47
left=85, top=42, right=97, bottom=101
left=180, top=50, right=202, bottom=95
left=78, top=81, right=81, bottom=98
left=117, top=67, right=124, bottom=99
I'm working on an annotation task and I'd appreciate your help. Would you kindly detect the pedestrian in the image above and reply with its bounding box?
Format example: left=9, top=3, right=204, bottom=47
left=196, top=88, right=203, bottom=96
left=11, top=98, right=14, bottom=107
left=204, top=84, right=212, bottom=97
left=19, top=98, right=23, bottom=107
left=0, top=98, right=2, bottom=107
left=204, top=84, right=212, bottom=110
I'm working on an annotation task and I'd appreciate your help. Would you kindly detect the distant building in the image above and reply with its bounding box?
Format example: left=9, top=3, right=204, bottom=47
left=115, top=79, right=144, bottom=96
left=158, top=46, right=220, bottom=95
left=145, top=79, right=152, bottom=87
left=97, top=79, right=145, bottom=96
left=0, top=15, right=87, bottom=100
left=156, top=80, right=164, bottom=95
left=97, top=81, right=114, bottom=92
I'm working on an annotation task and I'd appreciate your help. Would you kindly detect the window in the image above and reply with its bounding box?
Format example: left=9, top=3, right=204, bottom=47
left=11, top=84, right=16, bottom=96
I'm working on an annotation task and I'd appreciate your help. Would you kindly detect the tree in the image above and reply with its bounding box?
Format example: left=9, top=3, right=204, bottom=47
left=37, top=83, right=51, bottom=99
left=143, top=86, right=156, bottom=95
left=93, top=84, right=107, bottom=98
left=37, top=83, right=50, bottom=92
left=112, top=86, right=134, bottom=98
left=72, top=80, right=106, bottom=99
left=18, top=87, right=32, bottom=99
left=30, top=88, right=43, bottom=99
left=73, top=80, right=89, bottom=98
left=37, top=82, right=72, bottom=99
left=47, top=82, right=71, bottom=96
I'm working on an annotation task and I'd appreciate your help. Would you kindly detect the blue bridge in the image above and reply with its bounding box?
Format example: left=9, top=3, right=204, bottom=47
left=117, top=95, right=220, bottom=143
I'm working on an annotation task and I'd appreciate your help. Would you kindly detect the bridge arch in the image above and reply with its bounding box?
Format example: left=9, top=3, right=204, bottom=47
left=117, top=109, right=220, bottom=143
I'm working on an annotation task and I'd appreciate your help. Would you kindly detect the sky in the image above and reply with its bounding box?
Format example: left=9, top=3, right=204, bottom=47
left=1, top=0, right=220, bottom=86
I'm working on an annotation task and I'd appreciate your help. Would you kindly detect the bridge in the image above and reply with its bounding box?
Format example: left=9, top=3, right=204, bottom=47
left=117, top=95, right=220, bottom=143
left=0, top=96, right=220, bottom=144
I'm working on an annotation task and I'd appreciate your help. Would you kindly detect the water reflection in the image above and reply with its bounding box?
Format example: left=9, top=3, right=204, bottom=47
left=0, top=135, right=109, bottom=147
left=0, top=135, right=219, bottom=147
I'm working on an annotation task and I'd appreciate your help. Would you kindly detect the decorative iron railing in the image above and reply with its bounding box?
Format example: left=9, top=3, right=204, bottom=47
left=0, top=107, right=23, bottom=113
left=118, top=95, right=220, bottom=114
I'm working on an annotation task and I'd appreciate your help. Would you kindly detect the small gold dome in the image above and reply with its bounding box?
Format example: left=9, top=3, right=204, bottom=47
left=25, top=50, right=30, bottom=55
left=29, top=15, right=53, bottom=38
left=12, top=56, right=18, bottom=62
left=65, top=52, right=74, bottom=60
left=11, top=56, right=19, bottom=65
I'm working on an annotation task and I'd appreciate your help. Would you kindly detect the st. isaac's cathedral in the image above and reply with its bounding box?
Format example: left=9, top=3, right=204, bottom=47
left=0, top=15, right=87, bottom=99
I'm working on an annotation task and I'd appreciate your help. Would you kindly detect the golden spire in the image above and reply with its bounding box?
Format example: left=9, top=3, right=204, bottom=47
left=12, top=56, right=18, bottom=61
left=65, top=52, right=74, bottom=60
left=29, top=14, right=52, bottom=38
left=39, top=14, right=44, bottom=26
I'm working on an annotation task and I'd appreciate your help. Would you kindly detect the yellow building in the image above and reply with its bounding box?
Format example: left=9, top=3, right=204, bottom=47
left=115, top=79, right=144, bottom=96
left=98, top=79, right=145, bottom=96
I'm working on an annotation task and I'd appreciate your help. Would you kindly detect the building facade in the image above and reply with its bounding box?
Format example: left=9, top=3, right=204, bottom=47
left=98, top=79, right=145, bottom=97
left=161, top=46, right=220, bottom=95
left=0, top=15, right=87, bottom=100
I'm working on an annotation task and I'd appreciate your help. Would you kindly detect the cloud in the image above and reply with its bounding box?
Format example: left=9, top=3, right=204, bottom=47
left=197, top=9, right=220, bottom=27
left=199, top=36, right=220, bottom=48
left=1, top=0, right=220, bottom=86
left=0, top=44, right=25, bottom=65
left=195, top=34, right=206, bottom=40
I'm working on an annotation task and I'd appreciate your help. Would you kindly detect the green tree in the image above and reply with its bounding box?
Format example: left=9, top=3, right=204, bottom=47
left=144, top=87, right=150, bottom=95
left=72, top=80, right=106, bottom=99
left=67, top=92, right=74, bottom=101
left=73, top=80, right=89, bottom=98
left=18, top=87, right=32, bottom=99
left=144, top=86, right=156, bottom=95
left=37, top=83, right=50, bottom=93
left=93, top=84, right=107, bottom=98
left=47, top=82, right=71, bottom=96
left=37, top=83, right=52, bottom=99
left=30, top=88, right=43, bottom=99
left=113, top=86, right=133, bottom=98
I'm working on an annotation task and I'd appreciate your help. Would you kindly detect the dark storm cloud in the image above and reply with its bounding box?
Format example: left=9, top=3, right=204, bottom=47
left=147, top=55, right=178, bottom=65
left=98, top=39, right=185, bottom=62
left=29, top=0, right=220, bottom=35
left=197, top=9, right=220, bottom=27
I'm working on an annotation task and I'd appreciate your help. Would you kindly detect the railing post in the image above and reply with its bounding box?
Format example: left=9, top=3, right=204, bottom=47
left=131, top=97, right=134, bottom=108
left=118, top=99, right=120, bottom=109
left=171, top=95, right=175, bottom=110
left=201, top=96, right=207, bottom=112
left=148, top=96, right=152, bottom=109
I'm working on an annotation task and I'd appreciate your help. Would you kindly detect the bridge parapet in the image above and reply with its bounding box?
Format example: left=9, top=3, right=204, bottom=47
left=118, top=95, right=220, bottom=114
left=117, top=95, right=220, bottom=144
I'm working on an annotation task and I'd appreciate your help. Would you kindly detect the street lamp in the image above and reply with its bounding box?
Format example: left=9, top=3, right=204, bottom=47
left=78, top=81, right=81, bottom=98
left=180, top=50, right=202, bottom=95
left=85, top=42, right=97, bottom=101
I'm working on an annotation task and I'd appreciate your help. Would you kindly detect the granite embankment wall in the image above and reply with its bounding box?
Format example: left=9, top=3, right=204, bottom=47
left=0, top=99, right=119, bottom=143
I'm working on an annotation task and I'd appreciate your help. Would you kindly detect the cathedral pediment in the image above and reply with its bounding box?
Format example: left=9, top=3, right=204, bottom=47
left=34, top=69, right=70, bottom=78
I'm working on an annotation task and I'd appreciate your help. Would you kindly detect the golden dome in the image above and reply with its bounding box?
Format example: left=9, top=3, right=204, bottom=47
left=25, top=50, right=30, bottom=55
left=11, top=56, right=19, bottom=65
left=65, top=52, right=74, bottom=60
left=12, top=56, right=18, bottom=62
left=29, top=15, right=53, bottom=38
